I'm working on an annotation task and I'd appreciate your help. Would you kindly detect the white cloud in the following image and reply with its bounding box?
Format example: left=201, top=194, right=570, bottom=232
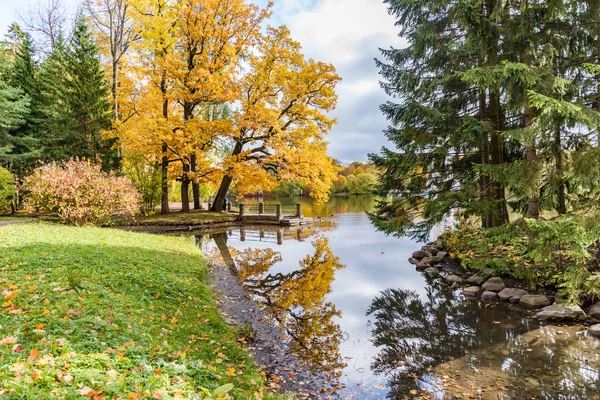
left=271, top=0, right=407, bottom=163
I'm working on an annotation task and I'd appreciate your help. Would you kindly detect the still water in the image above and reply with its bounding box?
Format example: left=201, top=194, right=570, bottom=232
left=194, top=195, right=600, bottom=399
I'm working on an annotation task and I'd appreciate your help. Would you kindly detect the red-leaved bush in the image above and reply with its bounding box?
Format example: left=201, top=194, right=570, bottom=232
left=23, top=160, right=142, bottom=226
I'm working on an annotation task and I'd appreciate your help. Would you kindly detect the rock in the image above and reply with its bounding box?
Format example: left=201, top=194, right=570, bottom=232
left=481, top=277, right=506, bottom=292
left=446, top=275, right=463, bottom=284
left=436, top=251, right=448, bottom=258
left=481, top=291, right=498, bottom=301
left=424, top=267, right=439, bottom=276
left=554, top=296, right=566, bottom=304
left=588, top=324, right=600, bottom=337
left=422, top=245, right=439, bottom=254
left=408, top=257, right=419, bottom=265
left=498, top=288, right=528, bottom=302
left=520, top=294, right=550, bottom=309
left=466, top=274, right=488, bottom=286
left=430, top=255, right=444, bottom=263
left=463, top=286, right=481, bottom=297
left=415, top=261, right=430, bottom=271
left=421, top=256, right=435, bottom=265
left=588, top=303, right=600, bottom=319
left=533, top=304, right=586, bottom=321
left=412, top=250, right=432, bottom=260
left=450, top=282, right=460, bottom=290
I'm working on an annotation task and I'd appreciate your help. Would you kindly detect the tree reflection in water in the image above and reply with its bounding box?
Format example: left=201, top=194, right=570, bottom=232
left=367, top=278, right=600, bottom=399
left=232, top=236, right=347, bottom=378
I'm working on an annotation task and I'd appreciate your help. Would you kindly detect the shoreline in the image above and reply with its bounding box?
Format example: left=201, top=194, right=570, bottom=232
left=207, top=256, right=338, bottom=399
left=409, top=240, right=600, bottom=329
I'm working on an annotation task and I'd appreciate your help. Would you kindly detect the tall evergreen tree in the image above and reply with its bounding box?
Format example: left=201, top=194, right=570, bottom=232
left=369, top=0, right=597, bottom=240
left=0, top=47, right=31, bottom=170
left=1, top=24, right=42, bottom=177
left=63, top=16, right=113, bottom=168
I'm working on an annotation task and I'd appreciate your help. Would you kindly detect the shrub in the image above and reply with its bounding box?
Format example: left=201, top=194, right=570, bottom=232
left=23, top=160, right=141, bottom=225
left=122, top=153, right=162, bottom=213
left=0, top=166, right=15, bottom=214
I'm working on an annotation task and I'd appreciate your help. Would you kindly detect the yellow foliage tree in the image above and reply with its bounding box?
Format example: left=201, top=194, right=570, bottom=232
left=211, top=26, right=341, bottom=211
left=117, top=0, right=269, bottom=213
left=114, top=1, right=339, bottom=214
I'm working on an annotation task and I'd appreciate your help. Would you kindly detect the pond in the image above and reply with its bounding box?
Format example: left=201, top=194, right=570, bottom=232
left=192, top=195, right=600, bottom=399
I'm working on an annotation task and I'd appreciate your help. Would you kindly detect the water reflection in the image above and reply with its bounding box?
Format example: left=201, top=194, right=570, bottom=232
left=367, top=280, right=600, bottom=399
left=190, top=195, right=600, bottom=399
left=211, top=233, right=347, bottom=378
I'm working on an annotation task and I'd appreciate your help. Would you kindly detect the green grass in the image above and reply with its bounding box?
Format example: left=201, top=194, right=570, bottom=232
left=0, top=223, right=279, bottom=399
left=122, top=211, right=239, bottom=227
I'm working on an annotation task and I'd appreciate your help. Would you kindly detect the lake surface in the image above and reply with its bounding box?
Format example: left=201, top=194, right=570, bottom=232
left=192, top=195, right=600, bottom=399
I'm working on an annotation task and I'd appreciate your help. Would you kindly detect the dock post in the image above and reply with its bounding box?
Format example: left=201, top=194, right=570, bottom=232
left=276, top=204, right=282, bottom=220
left=239, top=203, right=245, bottom=217
left=258, top=202, right=264, bottom=215
left=296, top=203, right=303, bottom=218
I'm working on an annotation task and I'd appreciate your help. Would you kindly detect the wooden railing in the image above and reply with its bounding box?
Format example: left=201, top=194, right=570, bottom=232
left=237, top=203, right=303, bottom=219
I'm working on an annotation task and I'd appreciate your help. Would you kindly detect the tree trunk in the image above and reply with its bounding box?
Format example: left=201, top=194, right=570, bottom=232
left=191, top=153, right=201, bottom=209
left=597, top=0, right=600, bottom=114
left=211, top=141, right=243, bottom=212
left=161, top=143, right=170, bottom=215
left=484, top=0, right=508, bottom=227
left=181, top=163, right=190, bottom=213
left=160, top=73, right=170, bottom=215
left=526, top=109, right=539, bottom=220
left=479, top=88, right=490, bottom=229
left=554, top=122, right=566, bottom=214
left=489, top=91, right=507, bottom=226
left=112, top=60, right=121, bottom=171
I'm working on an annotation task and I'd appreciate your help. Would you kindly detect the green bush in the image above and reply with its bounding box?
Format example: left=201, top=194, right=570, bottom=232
left=439, top=214, right=600, bottom=303
left=0, top=166, right=15, bottom=214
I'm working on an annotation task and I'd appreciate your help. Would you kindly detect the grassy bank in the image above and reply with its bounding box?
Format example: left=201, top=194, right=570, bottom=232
left=0, top=223, right=277, bottom=399
left=121, top=211, right=239, bottom=227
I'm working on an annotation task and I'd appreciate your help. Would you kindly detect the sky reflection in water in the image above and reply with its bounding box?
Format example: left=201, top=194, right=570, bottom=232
left=199, top=195, right=600, bottom=399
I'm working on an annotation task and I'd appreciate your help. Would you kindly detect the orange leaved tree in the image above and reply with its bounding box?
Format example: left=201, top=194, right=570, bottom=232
left=211, top=26, right=341, bottom=211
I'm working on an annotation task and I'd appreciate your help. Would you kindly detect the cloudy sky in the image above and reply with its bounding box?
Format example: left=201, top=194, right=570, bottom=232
left=1, top=0, right=406, bottom=164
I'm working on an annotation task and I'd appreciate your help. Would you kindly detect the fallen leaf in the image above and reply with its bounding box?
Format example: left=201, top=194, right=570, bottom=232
left=1, top=336, right=17, bottom=345
left=80, top=387, right=95, bottom=397
left=28, top=348, right=39, bottom=362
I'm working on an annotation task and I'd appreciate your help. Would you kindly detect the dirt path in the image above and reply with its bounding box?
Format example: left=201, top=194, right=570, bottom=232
left=208, top=259, right=338, bottom=399
left=0, top=218, right=36, bottom=227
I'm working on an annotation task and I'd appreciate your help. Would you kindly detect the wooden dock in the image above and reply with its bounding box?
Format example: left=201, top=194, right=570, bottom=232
left=234, top=203, right=312, bottom=226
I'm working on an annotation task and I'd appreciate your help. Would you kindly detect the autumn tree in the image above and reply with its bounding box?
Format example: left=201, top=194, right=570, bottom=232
left=119, top=0, right=270, bottom=214
left=170, top=0, right=269, bottom=212
left=211, top=26, right=341, bottom=211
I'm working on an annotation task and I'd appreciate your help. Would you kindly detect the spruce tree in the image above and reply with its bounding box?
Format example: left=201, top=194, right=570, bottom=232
left=63, top=16, right=112, bottom=168
left=0, top=48, right=30, bottom=169
left=1, top=24, right=42, bottom=177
